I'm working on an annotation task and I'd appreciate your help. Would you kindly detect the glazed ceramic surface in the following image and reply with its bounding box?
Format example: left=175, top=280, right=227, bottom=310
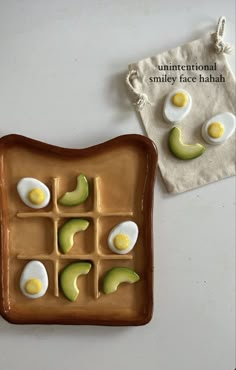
left=0, top=134, right=157, bottom=325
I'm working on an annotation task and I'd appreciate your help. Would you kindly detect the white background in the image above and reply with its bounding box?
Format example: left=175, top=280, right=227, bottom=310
left=0, top=1, right=235, bottom=370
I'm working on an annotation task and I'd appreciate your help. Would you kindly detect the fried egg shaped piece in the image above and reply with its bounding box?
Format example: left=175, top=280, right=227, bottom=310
left=20, top=261, right=48, bottom=299
left=164, top=89, right=192, bottom=124
left=108, top=221, right=139, bottom=255
left=17, top=177, right=50, bottom=209
left=201, top=112, right=235, bottom=145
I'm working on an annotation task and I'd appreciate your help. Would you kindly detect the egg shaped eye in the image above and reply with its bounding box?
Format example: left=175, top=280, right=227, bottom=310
left=108, top=221, right=139, bottom=255
left=17, top=178, right=51, bottom=209
left=20, top=261, right=48, bottom=299
left=164, top=89, right=192, bottom=124
left=201, top=112, right=235, bottom=145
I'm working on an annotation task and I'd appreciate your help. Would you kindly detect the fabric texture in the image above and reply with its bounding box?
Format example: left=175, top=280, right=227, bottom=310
left=127, top=32, right=235, bottom=193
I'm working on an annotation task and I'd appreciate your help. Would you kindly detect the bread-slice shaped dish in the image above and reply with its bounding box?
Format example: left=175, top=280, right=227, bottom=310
left=0, top=134, right=157, bottom=326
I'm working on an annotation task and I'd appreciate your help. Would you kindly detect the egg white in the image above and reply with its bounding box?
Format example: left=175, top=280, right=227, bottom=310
left=17, top=177, right=51, bottom=209
left=163, top=89, right=192, bottom=124
left=108, top=221, right=139, bottom=255
left=20, top=261, right=48, bottom=299
left=201, top=112, right=235, bottom=145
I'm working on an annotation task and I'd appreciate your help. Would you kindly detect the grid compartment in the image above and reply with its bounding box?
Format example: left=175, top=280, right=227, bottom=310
left=58, top=260, right=94, bottom=302
left=57, top=175, right=94, bottom=213
left=97, top=215, right=138, bottom=255
left=12, top=217, right=54, bottom=255
left=16, top=176, right=135, bottom=299
left=58, top=217, right=94, bottom=255
left=98, top=259, right=140, bottom=307
left=13, top=259, right=55, bottom=300
left=13, top=177, right=53, bottom=214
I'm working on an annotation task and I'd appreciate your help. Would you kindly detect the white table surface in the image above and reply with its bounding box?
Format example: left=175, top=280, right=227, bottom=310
left=0, top=1, right=235, bottom=370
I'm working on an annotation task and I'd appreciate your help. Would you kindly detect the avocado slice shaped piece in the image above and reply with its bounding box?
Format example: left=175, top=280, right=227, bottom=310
left=58, top=218, right=89, bottom=254
left=59, top=174, right=89, bottom=206
left=103, top=267, right=140, bottom=295
left=60, top=262, right=92, bottom=301
left=168, top=127, right=205, bottom=160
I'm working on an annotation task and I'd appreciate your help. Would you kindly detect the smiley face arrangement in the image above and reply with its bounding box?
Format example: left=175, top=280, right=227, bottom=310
left=17, top=174, right=140, bottom=301
left=164, top=89, right=235, bottom=160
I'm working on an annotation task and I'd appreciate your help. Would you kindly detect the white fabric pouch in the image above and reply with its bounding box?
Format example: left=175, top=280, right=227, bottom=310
left=126, top=17, right=235, bottom=193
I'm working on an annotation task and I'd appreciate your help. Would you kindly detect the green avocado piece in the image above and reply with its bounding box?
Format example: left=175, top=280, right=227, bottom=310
left=58, top=219, right=89, bottom=254
left=103, top=267, right=140, bottom=295
left=59, top=174, right=89, bottom=206
left=168, top=127, right=205, bottom=160
left=60, top=262, right=92, bottom=302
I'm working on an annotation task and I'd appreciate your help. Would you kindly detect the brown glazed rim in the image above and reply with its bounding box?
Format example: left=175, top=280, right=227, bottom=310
left=0, top=133, right=158, bottom=326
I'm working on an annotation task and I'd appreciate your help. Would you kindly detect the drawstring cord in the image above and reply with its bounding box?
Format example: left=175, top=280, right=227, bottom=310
left=214, top=16, right=233, bottom=54
left=126, top=70, right=152, bottom=111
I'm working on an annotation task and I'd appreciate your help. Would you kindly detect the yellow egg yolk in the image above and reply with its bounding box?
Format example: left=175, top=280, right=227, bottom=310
left=113, top=234, right=131, bottom=250
left=208, top=122, right=225, bottom=139
left=172, top=92, right=188, bottom=107
left=28, top=188, right=45, bottom=205
left=25, top=279, right=42, bottom=295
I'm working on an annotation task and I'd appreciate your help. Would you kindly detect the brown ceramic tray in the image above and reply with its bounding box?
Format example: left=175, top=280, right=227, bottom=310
left=0, top=134, right=157, bottom=325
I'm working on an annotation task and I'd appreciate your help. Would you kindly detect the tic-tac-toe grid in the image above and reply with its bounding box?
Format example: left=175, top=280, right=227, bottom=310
left=16, top=176, right=134, bottom=300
